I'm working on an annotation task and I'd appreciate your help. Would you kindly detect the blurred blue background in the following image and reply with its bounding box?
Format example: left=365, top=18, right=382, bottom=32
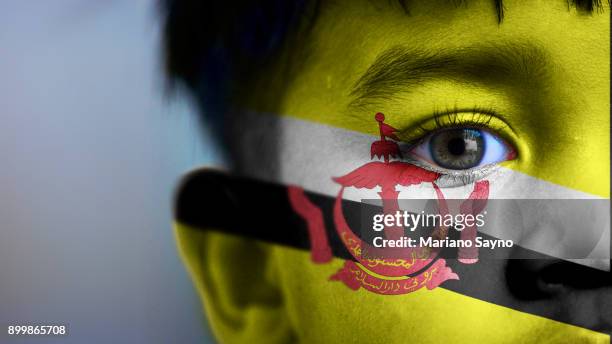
left=0, top=1, right=218, bottom=343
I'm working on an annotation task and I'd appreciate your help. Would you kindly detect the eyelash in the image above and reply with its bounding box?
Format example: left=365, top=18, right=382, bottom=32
left=412, top=107, right=510, bottom=143
left=398, top=108, right=515, bottom=186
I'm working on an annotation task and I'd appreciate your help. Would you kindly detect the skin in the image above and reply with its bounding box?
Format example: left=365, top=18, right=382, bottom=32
left=178, top=0, right=610, bottom=343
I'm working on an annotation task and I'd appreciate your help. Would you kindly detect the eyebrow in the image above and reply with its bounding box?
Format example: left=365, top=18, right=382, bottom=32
left=349, top=43, right=549, bottom=109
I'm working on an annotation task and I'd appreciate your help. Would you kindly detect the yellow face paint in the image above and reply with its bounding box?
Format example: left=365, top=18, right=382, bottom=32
left=179, top=1, right=611, bottom=343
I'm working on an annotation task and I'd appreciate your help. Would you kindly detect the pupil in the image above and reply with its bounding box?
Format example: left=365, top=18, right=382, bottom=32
left=428, top=128, right=485, bottom=170
left=447, top=137, right=466, bottom=156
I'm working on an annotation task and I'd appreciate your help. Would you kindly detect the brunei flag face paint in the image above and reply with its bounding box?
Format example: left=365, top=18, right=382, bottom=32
left=173, top=0, right=611, bottom=343
left=288, top=113, right=492, bottom=295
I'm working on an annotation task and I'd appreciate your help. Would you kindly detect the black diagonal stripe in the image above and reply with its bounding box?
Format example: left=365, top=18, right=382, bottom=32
left=174, top=169, right=611, bottom=334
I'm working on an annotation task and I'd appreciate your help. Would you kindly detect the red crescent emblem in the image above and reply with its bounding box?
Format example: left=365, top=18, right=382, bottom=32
left=289, top=113, right=489, bottom=295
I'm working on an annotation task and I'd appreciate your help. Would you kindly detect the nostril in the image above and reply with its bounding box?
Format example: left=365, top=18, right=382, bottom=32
left=539, top=262, right=572, bottom=287
left=505, top=259, right=552, bottom=300
left=506, top=259, right=612, bottom=300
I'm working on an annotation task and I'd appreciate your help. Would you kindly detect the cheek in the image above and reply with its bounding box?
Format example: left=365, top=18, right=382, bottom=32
left=272, top=247, right=534, bottom=343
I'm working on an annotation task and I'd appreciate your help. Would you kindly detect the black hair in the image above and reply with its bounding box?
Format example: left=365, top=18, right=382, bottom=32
left=163, top=0, right=311, bottom=122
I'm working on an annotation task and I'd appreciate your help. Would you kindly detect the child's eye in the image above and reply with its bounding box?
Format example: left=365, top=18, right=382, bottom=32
left=408, top=127, right=515, bottom=171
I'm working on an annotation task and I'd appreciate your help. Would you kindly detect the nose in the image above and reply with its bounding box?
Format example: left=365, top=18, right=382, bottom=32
left=505, top=259, right=612, bottom=300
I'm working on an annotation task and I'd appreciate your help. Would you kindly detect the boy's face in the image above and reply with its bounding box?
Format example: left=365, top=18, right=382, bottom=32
left=179, top=0, right=611, bottom=342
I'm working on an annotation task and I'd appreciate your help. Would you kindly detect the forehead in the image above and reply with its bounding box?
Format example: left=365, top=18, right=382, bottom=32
left=267, top=0, right=609, bottom=116
left=311, top=0, right=608, bottom=56
left=245, top=0, right=609, bottom=113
